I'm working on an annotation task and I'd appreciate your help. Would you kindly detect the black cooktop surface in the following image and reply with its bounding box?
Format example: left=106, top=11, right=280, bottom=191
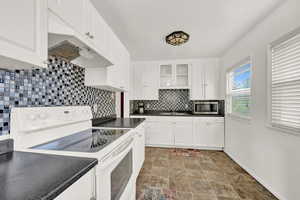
left=32, top=128, right=130, bottom=153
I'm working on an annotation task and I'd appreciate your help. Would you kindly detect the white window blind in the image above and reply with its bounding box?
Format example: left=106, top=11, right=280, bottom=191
left=270, top=30, right=300, bottom=132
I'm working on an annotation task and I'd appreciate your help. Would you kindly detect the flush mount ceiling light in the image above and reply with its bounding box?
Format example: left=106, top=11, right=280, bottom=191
left=166, top=31, right=190, bottom=46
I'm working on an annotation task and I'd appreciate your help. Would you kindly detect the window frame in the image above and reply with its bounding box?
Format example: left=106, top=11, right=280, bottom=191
left=267, top=27, right=300, bottom=135
left=226, top=56, right=253, bottom=120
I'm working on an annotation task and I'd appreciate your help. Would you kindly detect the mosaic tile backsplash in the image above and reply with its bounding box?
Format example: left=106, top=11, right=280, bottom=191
left=131, top=89, right=192, bottom=112
left=0, top=57, right=115, bottom=135
left=131, top=89, right=224, bottom=114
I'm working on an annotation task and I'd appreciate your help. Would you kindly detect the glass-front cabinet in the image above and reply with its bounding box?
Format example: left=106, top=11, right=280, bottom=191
left=159, top=63, right=190, bottom=88
left=160, top=64, right=173, bottom=87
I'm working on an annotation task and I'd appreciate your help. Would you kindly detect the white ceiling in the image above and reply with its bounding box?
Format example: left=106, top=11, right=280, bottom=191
left=92, top=0, right=284, bottom=61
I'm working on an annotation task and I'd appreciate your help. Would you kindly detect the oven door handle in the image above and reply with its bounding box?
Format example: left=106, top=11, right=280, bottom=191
left=112, top=137, right=134, bottom=157
left=100, top=137, right=134, bottom=164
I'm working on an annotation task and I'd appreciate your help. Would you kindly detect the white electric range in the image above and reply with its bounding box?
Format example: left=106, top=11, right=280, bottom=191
left=92, top=119, right=146, bottom=180
left=10, top=106, right=136, bottom=200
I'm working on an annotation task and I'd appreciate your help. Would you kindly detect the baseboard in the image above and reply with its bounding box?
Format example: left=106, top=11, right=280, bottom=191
left=145, top=144, right=174, bottom=148
left=225, top=150, right=286, bottom=200
left=146, top=144, right=223, bottom=151
left=193, top=146, right=223, bottom=151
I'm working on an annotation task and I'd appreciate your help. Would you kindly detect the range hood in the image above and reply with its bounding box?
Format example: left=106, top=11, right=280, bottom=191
left=48, top=11, right=113, bottom=67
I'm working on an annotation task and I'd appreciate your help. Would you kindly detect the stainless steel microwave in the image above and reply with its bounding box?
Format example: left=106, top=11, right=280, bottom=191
left=193, top=101, right=219, bottom=114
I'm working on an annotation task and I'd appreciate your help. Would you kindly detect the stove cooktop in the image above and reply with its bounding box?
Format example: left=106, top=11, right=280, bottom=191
left=32, top=129, right=130, bottom=153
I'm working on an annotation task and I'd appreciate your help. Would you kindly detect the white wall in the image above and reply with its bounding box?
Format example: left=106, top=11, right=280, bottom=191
left=220, top=1, right=300, bottom=200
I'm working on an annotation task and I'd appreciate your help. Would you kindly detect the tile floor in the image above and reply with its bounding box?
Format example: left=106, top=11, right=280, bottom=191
left=136, top=147, right=278, bottom=200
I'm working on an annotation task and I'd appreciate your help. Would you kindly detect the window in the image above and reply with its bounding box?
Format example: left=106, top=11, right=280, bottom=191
left=226, top=57, right=252, bottom=118
left=269, top=29, right=300, bottom=133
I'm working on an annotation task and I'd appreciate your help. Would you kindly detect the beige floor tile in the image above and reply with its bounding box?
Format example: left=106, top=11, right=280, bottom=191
left=193, top=193, right=218, bottom=200
left=136, top=147, right=278, bottom=200
left=211, top=182, right=239, bottom=199
left=175, top=191, right=193, bottom=200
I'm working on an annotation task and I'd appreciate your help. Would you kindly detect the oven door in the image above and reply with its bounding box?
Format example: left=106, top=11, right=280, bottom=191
left=98, top=137, right=134, bottom=200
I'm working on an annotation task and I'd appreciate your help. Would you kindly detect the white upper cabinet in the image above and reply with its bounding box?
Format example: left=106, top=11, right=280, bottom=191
left=107, top=48, right=130, bottom=91
left=176, top=64, right=190, bottom=87
left=160, top=64, right=173, bottom=87
left=131, top=59, right=219, bottom=100
left=85, top=42, right=130, bottom=91
left=159, top=63, right=191, bottom=89
left=91, top=8, right=109, bottom=58
left=85, top=2, right=110, bottom=60
left=131, top=62, right=159, bottom=100
left=0, top=0, right=47, bottom=68
left=48, top=0, right=118, bottom=67
left=190, top=61, right=205, bottom=99
left=48, top=0, right=86, bottom=36
left=49, top=0, right=130, bottom=91
left=204, top=59, right=220, bottom=99
left=190, top=59, right=220, bottom=100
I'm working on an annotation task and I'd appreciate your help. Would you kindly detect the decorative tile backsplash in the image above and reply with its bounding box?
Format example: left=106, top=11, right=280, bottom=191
left=0, top=57, right=115, bottom=135
left=132, top=89, right=193, bottom=111
left=131, top=89, right=225, bottom=114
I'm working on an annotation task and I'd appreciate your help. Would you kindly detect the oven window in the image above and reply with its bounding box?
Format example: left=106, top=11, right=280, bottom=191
left=111, top=149, right=133, bottom=200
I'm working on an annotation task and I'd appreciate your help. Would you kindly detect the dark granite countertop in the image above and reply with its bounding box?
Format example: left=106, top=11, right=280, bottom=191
left=130, top=111, right=224, bottom=117
left=0, top=151, right=98, bottom=200
left=92, top=118, right=146, bottom=128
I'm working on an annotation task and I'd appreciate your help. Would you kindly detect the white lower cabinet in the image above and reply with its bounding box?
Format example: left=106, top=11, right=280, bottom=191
left=55, top=168, right=96, bottom=200
left=173, top=120, right=194, bottom=147
left=131, top=116, right=224, bottom=149
left=133, top=123, right=146, bottom=178
left=193, top=118, right=224, bottom=148
left=146, top=120, right=173, bottom=146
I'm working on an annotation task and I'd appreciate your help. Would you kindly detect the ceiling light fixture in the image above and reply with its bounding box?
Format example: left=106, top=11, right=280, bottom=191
left=166, top=31, right=189, bottom=46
